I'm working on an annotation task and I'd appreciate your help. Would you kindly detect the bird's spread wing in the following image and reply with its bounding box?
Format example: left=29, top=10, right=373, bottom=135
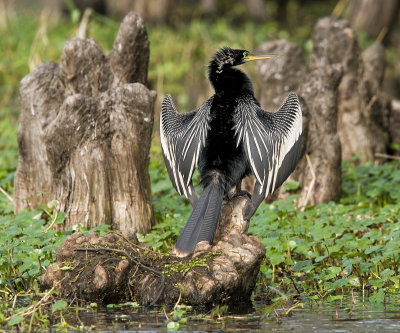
left=160, top=94, right=213, bottom=199
left=234, top=92, right=302, bottom=197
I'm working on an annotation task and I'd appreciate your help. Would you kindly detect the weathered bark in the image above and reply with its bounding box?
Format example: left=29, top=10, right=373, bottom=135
left=296, top=66, right=342, bottom=205
left=391, top=99, right=400, bottom=156
left=346, top=0, right=400, bottom=103
left=310, top=17, right=390, bottom=163
left=359, top=43, right=392, bottom=160
left=14, top=12, right=155, bottom=234
left=257, top=40, right=307, bottom=111
left=254, top=16, right=392, bottom=204
left=41, top=195, right=265, bottom=306
left=345, top=0, right=400, bottom=44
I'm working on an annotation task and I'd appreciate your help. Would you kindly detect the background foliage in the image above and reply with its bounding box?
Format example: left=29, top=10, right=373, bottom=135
left=0, top=1, right=400, bottom=329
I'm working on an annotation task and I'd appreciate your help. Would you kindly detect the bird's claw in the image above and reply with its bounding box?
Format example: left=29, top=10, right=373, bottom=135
left=227, top=191, right=236, bottom=200
left=242, top=201, right=255, bottom=221
left=235, top=190, right=252, bottom=199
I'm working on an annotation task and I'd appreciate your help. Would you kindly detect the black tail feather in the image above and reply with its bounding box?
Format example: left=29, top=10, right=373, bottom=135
left=175, top=183, right=224, bottom=253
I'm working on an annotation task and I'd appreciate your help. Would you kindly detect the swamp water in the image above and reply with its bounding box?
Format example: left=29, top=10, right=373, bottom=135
left=57, top=296, right=400, bottom=332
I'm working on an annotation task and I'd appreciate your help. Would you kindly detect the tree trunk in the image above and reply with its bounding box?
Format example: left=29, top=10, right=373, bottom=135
left=14, top=12, right=155, bottom=234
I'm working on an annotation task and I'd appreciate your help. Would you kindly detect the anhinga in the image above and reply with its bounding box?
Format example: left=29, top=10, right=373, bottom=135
left=160, top=47, right=302, bottom=255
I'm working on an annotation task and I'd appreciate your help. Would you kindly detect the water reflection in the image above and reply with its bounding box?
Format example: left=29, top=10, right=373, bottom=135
left=63, top=296, right=400, bottom=332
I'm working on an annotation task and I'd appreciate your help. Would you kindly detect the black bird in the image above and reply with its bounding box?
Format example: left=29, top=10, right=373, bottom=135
left=160, top=47, right=302, bottom=255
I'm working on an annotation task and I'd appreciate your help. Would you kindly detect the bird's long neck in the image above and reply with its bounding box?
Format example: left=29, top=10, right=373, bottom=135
left=208, top=63, right=254, bottom=96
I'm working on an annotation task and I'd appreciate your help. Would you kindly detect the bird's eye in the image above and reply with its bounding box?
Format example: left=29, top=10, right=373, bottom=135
left=243, top=51, right=249, bottom=57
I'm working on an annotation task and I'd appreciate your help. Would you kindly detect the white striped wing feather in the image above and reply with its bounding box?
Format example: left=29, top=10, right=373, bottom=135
left=160, top=95, right=213, bottom=199
left=234, top=92, right=302, bottom=197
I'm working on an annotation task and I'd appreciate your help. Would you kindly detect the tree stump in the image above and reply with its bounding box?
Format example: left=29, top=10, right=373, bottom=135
left=310, top=17, right=390, bottom=163
left=296, top=65, right=342, bottom=205
left=255, top=40, right=342, bottom=205
left=40, top=195, right=266, bottom=306
left=254, top=16, right=392, bottom=205
left=13, top=12, right=156, bottom=233
left=390, top=99, right=400, bottom=156
left=257, top=40, right=307, bottom=111
left=345, top=0, right=400, bottom=44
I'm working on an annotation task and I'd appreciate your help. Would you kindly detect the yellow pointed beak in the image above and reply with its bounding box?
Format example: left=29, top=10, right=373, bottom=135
left=243, top=54, right=278, bottom=62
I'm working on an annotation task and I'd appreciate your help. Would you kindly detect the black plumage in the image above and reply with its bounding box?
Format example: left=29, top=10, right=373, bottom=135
left=160, top=47, right=302, bottom=255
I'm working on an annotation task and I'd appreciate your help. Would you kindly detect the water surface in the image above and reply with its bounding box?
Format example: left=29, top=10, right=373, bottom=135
left=64, top=296, right=400, bottom=332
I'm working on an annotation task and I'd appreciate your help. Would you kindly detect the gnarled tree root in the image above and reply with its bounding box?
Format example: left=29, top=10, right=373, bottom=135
left=41, top=196, right=265, bottom=306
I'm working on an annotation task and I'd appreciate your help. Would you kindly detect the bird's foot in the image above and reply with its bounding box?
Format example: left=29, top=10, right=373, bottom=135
left=227, top=191, right=236, bottom=200
left=235, top=190, right=252, bottom=199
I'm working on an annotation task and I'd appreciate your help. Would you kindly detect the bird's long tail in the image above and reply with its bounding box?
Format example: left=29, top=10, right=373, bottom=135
left=174, top=182, right=224, bottom=254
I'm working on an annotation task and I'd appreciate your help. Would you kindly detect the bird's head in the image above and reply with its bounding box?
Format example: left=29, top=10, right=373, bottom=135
left=209, top=47, right=276, bottom=74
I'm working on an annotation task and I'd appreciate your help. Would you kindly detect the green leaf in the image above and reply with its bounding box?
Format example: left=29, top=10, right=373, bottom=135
left=52, top=300, right=68, bottom=313
left=47, top=200, right=59, bottom=209
left=327, top=295, right=343, bottom=302
left=369, top=279, right=385, bottom=288
left=122, top=301, right=140, bottom=308
left=292, top=260, right=314, bottom=272
left=380, top=269, right=395, bottom=280
left=268, top=252, right=285, bottom=266
left=167, top=321, right=180, bottom=330
left=369, top=289, right=385, bottom=303
left=8, top=315, right=24, bottom=326
left=315, top=255, right=328, bottom=263
left=284, top=180, right=300, bottom=191
left=332, top=278, right=349, bottom=288
left=390, top=142, right=400, bottom=151
left=365, top=245, right=382, bottom=254
left=327, top=266, right=342, bottom=275
left=348, top=275, right=361, bottom=287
